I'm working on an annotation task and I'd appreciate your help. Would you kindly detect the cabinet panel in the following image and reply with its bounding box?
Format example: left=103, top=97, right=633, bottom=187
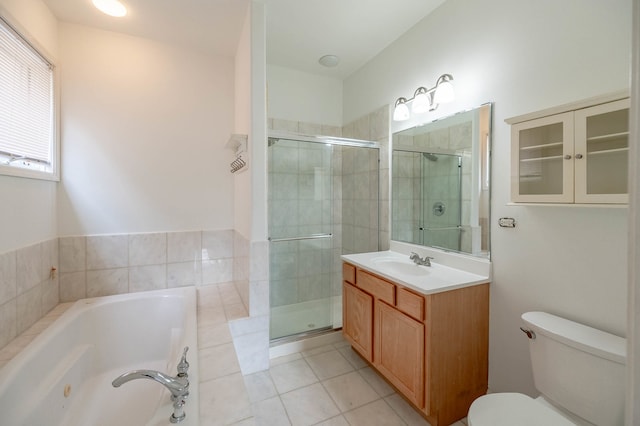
left=374, top=299, right=424, bottom=408
left=357, top=270, right=395, bottom=305
left=343, top=281, right=373, bottom=361
left=511, top=112, right=574, bottom=202
left=574, top=98, right=630, bottom=203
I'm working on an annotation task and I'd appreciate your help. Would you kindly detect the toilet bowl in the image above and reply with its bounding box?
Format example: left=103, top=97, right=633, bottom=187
left=468, top=393, right=576, bottom=425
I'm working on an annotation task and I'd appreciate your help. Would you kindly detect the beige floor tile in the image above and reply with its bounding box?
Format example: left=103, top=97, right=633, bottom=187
left=198, top=342, right=241, bottom=381
left=280, top=383, right=340, bottom=426
left=269, top=358, right=318, bottom=394
left=305, top=350, right=354, bottom=380
left=225, top=302, right=249, bottom=320
left=219, top=282, right=243, bottom=305
left=332, top=336, right=350, bottom=349
left=358, top=366, right=396, bottom=397
left=198, top=321, right=233, bottom=349
left=322, top=371, right=380, bottom=412
left=343, top=399, right=405, bottom=426
left=301, top=343, right=336, bottom=357
left=230, top=417, right=256, bottom=426
left=243, top=371, right=278, bottom=403
left=197, top=284, right=223, bottom=308
left=337, top=345, right=368, bottom=370
left=385, top=393, right=431, bottom=425
left=314, top=415, right=350, bottom=426
left=251, top=396, right=291, bottom=425
left=199, top=372, right=252, bottom=425
left=197, top=306, right=227, bottom=328
left=270, top=352, right=302, bottom=367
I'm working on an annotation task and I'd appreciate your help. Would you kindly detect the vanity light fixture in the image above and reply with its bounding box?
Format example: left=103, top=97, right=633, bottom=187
left=393, top=74, right=455, bottom=121
left=92, top=0, right=127, bottom=17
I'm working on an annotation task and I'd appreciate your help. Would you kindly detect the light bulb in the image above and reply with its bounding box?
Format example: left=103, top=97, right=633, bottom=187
left=433, top=80, right=455, bottom=104
left=412, top=88, right=430, bottom=114
left=92, top=0, right=127, bottom=17
left=393, top=98, right=410, bottom=121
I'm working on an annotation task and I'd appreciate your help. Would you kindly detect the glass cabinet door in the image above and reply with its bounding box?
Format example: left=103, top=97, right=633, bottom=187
left=574, top=98, right=630, bottom=204
left=511, top=112, right=574, bottom=202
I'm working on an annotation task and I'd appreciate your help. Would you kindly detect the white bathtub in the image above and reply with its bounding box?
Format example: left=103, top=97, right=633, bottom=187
left=0, top=287, right=199, bottom=426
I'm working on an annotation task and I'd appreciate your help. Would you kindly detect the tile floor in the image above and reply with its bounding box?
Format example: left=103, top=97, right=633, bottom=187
left=239, top=340, right=468, bottom=426
left=196, top=284, right=468, bottom=426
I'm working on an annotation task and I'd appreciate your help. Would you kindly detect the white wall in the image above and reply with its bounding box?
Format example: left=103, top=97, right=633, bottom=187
left=0, top=0, right=58, bottom=253
left=267, top=64, right=343, bottom=127
left=344, top=0, right=632, bottom=395
left=234, top=7, right=253, bottom=239
left=57, top=23, right=236, bottom=236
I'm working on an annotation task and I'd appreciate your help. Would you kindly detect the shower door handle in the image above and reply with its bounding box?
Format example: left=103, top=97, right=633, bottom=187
left=268, top=234, right=332, bottom=242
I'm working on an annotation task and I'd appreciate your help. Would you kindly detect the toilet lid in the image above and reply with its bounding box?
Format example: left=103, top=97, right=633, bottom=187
left=468, top=393, right=576, bottom=426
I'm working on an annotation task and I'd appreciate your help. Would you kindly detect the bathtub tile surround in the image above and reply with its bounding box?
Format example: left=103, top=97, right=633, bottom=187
left=196, top=284, right=254, bottom=425
left=0, top=238, right=59, bottom=349
left=57, top=230, right=249, bottom=306
left=0, top=229, right=249, bottom=355
left=0, top=302, right=72, bottom=369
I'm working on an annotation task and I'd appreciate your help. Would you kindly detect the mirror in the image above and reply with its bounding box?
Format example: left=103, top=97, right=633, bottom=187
left=391, top=103, right=492, bottom=258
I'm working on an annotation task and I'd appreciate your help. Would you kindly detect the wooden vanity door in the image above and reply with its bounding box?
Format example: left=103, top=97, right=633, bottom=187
left=374, top=299, right=425, bottom=408
left=343, top=282, right=373, bottom=362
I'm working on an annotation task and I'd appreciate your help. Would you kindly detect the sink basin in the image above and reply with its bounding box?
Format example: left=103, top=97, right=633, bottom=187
left=371, top=258, right=429, bottom=276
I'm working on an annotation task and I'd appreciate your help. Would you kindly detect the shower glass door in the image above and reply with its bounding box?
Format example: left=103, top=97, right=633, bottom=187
left=268, top=137, right=334, bottom=340
left=421, top=153, right=462, bottom=251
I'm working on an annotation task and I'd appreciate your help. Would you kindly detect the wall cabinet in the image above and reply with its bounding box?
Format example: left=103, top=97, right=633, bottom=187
left=509, top=97, right=629, bottom=204
left=342, top=262, right=489, bottom=426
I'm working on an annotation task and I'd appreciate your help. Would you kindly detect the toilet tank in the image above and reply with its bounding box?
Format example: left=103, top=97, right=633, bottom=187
left=522, top=312, right=626, bottom=426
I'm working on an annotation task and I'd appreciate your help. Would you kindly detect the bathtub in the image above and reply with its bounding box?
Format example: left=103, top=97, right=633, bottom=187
left=0, top=287, right=199, bottom=426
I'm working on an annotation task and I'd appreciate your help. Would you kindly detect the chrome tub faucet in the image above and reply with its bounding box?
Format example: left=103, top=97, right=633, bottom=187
left=112, top=347, right=190, bottom=424
left=410, top=252, right=434, bottom=267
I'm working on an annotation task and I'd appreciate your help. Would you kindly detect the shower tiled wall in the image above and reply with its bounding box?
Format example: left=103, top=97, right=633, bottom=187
left=0, top=238, right=59, bottom=349
left=342, top=105, right=390, bottom=252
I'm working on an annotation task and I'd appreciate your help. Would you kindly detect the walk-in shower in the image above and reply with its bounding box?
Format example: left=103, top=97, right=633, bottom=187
left=268, top=132, right=380, bottom=342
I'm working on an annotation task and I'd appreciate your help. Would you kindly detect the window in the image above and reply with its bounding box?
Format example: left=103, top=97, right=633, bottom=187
left=0, top=16, right=58, bottom=180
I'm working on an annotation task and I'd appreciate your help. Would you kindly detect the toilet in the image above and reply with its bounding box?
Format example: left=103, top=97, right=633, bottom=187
left=468, top=311, right=626, bottom=425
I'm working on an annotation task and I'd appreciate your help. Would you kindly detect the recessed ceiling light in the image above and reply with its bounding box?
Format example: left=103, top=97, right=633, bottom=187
left=92, top=0, right=127, bottom=17
left=318, top=55, right=340, bottom=68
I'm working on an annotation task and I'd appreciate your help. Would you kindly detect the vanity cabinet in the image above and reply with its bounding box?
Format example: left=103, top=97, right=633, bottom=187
left=509, top=97, right=629, bottom=204
left=342, top=262, right=489, bottom=426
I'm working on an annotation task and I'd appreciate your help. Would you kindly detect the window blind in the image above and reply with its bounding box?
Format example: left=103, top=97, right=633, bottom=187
left=0, top=16, right=53, bottom=165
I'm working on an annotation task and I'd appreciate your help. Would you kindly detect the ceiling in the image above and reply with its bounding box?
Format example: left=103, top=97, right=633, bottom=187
left=42, top=0, right=447, bottom=80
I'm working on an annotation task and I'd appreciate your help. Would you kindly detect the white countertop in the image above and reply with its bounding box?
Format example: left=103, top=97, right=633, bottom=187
left=341, top=250, right=490, bottom=295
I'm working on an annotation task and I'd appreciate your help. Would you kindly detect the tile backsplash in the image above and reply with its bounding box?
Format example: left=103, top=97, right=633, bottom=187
left=0, top=238, right=59, bottom=349
left=0, top=229, right=249, bottom=352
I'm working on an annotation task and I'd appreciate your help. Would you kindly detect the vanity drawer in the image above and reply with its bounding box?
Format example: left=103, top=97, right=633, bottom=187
left=343, top=263, right=356, bottom=285
left=357, top=270, right=395, bottom=305
left=396, top=287, right=424, bottom=321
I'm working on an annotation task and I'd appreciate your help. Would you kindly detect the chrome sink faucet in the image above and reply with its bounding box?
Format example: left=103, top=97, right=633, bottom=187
left=410, top=252, right=433, bottom=267
left=112, top=346, right=190, bottom=424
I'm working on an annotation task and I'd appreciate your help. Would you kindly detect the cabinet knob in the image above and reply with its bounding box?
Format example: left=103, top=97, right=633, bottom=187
left=564, top=155, right=572, bottom=160
left=575, top=153, right=584, bottom=159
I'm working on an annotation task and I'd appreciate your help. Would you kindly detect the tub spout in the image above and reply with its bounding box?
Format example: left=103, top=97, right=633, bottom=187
left=112, top=370, right=189, bottom=399
left=112, top=369, right=189, bottom=423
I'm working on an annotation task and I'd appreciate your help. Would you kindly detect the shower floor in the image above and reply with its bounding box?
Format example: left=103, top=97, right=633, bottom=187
left=270, top=297, right=338, bottom=341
